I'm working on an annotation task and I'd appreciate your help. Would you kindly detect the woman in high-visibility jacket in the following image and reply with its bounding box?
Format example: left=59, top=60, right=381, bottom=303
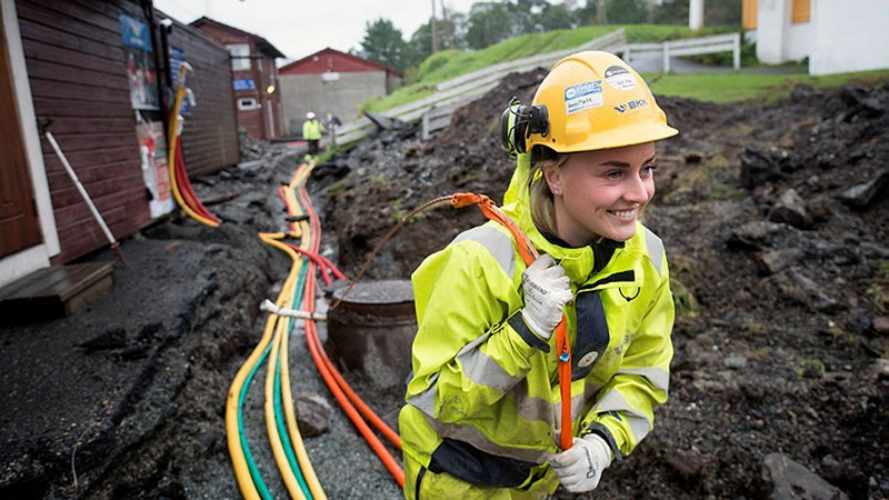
left=399, top=51, right=679, bottom=499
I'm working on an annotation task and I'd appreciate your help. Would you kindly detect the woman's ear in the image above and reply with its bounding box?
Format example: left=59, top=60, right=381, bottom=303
left=543, top=162, right=563, bottom=196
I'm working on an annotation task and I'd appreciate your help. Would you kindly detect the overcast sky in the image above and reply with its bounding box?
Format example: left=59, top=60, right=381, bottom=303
left=152, top=0, right=480, bottom=63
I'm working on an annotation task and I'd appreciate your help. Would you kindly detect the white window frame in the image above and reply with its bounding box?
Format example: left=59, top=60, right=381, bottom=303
left=238, top=97, right=258, bottom=111
left=227, top=44, right=251, bottom=71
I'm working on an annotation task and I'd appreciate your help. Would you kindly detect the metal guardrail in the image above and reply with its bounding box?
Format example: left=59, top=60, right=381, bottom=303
left=435, top=29, right=628, bottom=93
left=621, top=32, right=741, bottom=73
left=335, top=29, right=628, bottom=145
left=334, top=31, right=741, bottom=146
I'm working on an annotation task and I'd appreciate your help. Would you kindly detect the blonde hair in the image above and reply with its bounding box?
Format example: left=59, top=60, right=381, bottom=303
left=528, top=147, right=569, bottom=238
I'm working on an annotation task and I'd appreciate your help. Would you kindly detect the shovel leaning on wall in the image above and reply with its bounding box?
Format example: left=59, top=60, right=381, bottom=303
left=44, top=130, right=125, bottom=265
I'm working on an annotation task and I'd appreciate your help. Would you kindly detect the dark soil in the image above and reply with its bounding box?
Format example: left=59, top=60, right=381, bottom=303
left=2, top=70, right=888, bottom=500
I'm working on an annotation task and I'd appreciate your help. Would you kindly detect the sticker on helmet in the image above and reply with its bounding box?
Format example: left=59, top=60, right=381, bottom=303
left=604, top=66, right=637, bottom=91
left=564, top=80, right=603, bottom=115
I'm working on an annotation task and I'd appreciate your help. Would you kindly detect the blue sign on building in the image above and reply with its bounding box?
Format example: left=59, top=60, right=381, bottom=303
left=119, top=14, right=152, bottom=51
left=234, top=79, right=256, bottom=91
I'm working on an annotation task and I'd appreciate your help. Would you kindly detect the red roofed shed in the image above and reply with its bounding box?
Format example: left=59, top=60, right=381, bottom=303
left=279, top=48, right=402, bottom=136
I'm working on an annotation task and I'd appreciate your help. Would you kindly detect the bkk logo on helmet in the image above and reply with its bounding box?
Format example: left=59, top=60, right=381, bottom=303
left=564, top=80, right=603, bottom=115
left=614, top=99, right=649, bottom=113
left=604, top=65, right=637, bottom=91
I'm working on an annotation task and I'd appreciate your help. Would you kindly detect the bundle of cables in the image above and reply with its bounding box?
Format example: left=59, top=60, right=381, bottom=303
left=222, top=156, right=574, bottom=499
left=225, top=158, right=403, bottom=500
left=167, top=63, right=221, bottom=228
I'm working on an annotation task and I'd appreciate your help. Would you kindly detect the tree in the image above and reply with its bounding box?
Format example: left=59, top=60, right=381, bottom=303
left=510, top=0, right=550, bottom=35
left=404, top=11, right=467, bottom=71
left=574, top=0, right=599, bottom=26
left=605, top=0, right=647, bottom=24
left=538, top=2, right=575, bottom=31
left=705, top=0, right=742, bottom=26
left=465, top=2, right=512, bottom=49
left=405, top=22, right=433, bottom=70
left=652, top=0, right=689, bottom=25
left=360, top=18, right=409, bottom=71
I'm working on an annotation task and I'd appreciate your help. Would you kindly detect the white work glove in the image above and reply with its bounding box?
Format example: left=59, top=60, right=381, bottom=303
left=520, top=254, right=573, bottom=340
left=549, top=434, right=613, bottom=493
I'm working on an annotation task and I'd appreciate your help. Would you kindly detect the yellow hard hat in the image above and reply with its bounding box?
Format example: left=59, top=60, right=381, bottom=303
left=526, top=51, right=677, bottom=153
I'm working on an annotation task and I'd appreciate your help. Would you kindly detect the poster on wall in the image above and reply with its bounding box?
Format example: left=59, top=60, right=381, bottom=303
left=169, top=46, right=192, bottom=116
left=119, top=14, right=160, bottom=110
left=120, top=14, right=172, bottom=218
left=135, top=111, right=174, bottom=218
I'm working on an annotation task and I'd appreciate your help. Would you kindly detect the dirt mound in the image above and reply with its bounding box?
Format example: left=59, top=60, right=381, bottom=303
left=321, top=75, right=889, bottom=499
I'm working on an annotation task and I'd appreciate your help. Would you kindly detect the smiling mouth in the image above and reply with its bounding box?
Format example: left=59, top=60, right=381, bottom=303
left=608, top=208, right=637, bottom=219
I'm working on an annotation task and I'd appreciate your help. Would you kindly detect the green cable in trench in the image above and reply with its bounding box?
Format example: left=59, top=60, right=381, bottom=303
left=237, top=347, right=275, bottom=500
left=234, top=259, right=314, bottom=500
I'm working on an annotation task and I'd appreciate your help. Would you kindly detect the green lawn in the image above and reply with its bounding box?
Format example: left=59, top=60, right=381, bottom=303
left=648, top=69, right=889, bottom=103
left=366, top=25, right=704, bottom=113
left=365, top=25, right=889, bottom=112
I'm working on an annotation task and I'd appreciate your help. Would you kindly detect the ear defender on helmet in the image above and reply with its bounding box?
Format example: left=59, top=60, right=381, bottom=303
left=500, top=97, right=549, bottom=157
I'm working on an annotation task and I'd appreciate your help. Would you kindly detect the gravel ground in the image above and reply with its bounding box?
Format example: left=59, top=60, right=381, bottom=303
left=238, top=303, right=405, bottom=500
left=0, top=143, right=408, bottom=500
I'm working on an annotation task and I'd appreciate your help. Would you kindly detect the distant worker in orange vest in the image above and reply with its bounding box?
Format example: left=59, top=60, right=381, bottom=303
left=302, top=111, right=326, bottom=157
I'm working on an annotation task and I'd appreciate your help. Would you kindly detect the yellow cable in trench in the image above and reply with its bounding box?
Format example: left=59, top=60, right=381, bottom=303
left=261, top=231, right=327, bottom=500
left=276, top=160, right=327, bottom=499
left=264, top=293, right=308, bottom=500
left=226, top=223, right=310, bottom=499
left=227, top=159, right=328, bottom=499
left=225, top=307, right=277, bottom=500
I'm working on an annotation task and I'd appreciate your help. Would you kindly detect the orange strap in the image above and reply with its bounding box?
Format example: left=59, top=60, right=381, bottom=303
left=450, top=192, right=573, bottom=451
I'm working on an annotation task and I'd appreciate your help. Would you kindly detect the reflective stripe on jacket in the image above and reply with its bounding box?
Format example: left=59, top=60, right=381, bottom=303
left=399, top=153, right=674, bottom=482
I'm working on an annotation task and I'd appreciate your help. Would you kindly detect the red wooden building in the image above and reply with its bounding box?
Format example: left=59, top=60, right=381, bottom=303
left=191, top=16, right=285, bottom=141
left=278, top=48, right=402, bottom=135
left=0, top=0, right=239, bottom=289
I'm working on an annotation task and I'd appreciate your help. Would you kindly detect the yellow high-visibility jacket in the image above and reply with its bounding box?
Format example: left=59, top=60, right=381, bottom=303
left=399, top=154, right=674, bottom=491
left=302, top=119, right=325, bottom=140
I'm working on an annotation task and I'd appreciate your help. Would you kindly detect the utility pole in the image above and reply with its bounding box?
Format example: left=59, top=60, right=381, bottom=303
left=440, top=0, right=450, bottom=50
left=431, top=0, right=439, bottom=54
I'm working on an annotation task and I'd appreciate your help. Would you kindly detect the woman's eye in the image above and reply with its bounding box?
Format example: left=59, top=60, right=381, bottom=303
left=642, top=164, right=658, bottom=175
left=605, top=170, right=622, bottom=180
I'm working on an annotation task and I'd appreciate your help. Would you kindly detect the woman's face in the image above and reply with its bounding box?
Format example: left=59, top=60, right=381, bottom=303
left=544, top=142, right=657, bottom=247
